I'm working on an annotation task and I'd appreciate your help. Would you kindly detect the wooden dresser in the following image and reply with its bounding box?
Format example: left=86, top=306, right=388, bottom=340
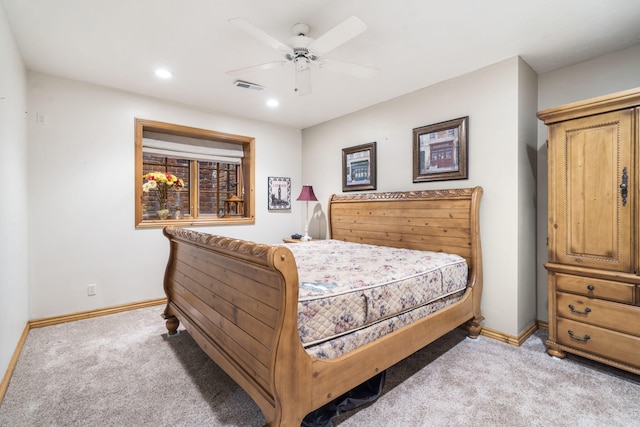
left=538, top=87, right=640, bottom=375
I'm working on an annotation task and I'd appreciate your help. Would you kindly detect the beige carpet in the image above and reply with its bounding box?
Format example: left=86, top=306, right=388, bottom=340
left=1, top=306, right=639, bottom=426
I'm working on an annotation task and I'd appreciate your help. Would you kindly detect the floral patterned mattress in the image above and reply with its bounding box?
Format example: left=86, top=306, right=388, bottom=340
left=284, top=240, right=468, bottom=357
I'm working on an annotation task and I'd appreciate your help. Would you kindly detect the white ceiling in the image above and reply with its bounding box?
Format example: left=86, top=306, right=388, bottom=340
left=3, top=0, right=640, bottom=129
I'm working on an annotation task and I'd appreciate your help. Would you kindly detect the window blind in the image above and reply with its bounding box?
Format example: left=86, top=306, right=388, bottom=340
left=143, top=131, right=243, bottom=165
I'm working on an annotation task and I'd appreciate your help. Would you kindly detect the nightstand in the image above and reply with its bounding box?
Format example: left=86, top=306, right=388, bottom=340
left=282, top=238, right=302, bottom=243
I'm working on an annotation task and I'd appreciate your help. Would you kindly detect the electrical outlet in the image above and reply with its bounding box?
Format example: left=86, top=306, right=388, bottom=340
left=87, top=284, right=97, bottom=296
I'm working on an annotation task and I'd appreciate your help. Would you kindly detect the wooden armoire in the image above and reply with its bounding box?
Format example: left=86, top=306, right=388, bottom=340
left=538, top=87, right=640, bottom=375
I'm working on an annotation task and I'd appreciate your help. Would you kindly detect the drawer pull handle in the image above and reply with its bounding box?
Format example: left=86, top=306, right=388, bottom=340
left=586, top=284, right=595, bottom=291
left=568, top=330, right=591, bottom=342
left=568, top=304, right=591, bottom=315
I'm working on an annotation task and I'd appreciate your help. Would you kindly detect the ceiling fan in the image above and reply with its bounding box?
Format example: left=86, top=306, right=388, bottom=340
left=227, top=16, right=377, bottom=96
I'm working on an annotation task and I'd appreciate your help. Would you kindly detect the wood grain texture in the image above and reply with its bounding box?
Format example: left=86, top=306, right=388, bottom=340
left=543, top=87, right=640, bottom=376
left=161, top=186, right=484, bottom=426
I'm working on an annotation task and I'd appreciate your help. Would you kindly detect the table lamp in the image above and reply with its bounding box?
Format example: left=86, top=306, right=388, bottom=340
left=296, top=185, right=318, bottom=241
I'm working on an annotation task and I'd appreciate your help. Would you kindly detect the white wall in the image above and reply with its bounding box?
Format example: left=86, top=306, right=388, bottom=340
left=517, top=58, right=539, bottom=333
left=27, top=72, right=302, bottom=319
left=0, top=3, right=29, bottom=381
left=536, top=44, right=640, bottom=321
left=302, top=57, right=538, bottom=336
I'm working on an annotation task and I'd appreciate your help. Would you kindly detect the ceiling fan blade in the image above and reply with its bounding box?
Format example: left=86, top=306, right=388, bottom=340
left=319, top=58, right=378, bottom=79
left=228, top=18, right=293, bottom=55
left=294, top=59, right=312, bottom=96
left=309, top=16, right=367, bottom=56
left=226, top=60, right=288, bottom=76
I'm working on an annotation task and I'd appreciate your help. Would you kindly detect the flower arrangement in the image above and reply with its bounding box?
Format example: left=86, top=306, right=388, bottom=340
left=142, top=172, right=184, bottom=218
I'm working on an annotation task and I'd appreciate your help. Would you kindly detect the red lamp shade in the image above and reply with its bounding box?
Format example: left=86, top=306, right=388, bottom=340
left=296, top=185, right=318, bottom=202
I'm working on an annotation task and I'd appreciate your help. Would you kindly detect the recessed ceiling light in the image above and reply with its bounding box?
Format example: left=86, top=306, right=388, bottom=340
left=155, top=69, right=173, bottom=79
left=266, top=99, right=279, bottom=108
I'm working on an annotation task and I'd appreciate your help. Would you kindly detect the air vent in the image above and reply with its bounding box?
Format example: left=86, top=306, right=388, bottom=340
left=233, top=80, right=265, bottom=91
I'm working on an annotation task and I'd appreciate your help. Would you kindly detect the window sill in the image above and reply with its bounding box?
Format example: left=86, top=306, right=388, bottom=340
left=135, top=216, right=255, bottom=229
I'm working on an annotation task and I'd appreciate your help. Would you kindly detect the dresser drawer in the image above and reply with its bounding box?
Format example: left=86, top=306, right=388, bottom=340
left=556, top=292, right=640, bottom=336
left=556, top=318, right=640, bottom=369
left=555, top=273, right=635, bottom=304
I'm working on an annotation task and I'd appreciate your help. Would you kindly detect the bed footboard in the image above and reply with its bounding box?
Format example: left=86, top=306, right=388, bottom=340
left=161, top=227, right=305, bottom=424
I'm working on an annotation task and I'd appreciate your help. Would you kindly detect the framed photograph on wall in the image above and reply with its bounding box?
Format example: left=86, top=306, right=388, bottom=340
left=342, top=142, right=377, bottom=192
left=267, top=177, right=291, bottom=210
left=413, top=116, right=468, bottom=182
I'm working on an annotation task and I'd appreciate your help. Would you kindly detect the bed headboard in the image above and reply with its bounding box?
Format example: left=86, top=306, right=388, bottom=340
left=328, top=186, right=483, bottom=272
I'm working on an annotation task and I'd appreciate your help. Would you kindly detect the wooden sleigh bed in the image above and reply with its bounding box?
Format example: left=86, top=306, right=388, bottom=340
left=161, top=186, right=483, bottom=426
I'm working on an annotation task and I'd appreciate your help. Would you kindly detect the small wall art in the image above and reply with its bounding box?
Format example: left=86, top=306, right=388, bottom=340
left=413, top=116, right=468, bottom=182
left=342, top=142, right=377, bottom=192
left=268, top=176, right=291, bottom=210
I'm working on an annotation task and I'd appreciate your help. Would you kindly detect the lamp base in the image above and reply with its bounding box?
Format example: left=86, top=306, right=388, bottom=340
left=301, top=234, right=312, bottom=242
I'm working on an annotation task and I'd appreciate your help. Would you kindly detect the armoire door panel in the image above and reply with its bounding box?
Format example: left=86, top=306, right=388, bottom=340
left=566, top=126, right=617, bottom=258
left=551, top=109, right=633, bottom=272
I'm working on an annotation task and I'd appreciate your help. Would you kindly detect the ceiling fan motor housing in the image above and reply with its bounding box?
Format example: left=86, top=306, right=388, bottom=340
left=287, top=48, right=317, bottom=63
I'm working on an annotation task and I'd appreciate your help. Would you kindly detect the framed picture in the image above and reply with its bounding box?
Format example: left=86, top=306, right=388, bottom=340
left=267, top=177, right=291, bottom=210
left=342, top=142, right=377, bottom=192
left=413, top=116, right=468, bottom=182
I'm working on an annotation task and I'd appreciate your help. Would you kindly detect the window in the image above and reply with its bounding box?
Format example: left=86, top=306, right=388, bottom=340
left=135, top=118, right=255, bottom=228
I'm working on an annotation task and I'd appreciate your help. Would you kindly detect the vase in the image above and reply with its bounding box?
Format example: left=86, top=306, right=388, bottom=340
left=157, top=201, right=170, bottom=220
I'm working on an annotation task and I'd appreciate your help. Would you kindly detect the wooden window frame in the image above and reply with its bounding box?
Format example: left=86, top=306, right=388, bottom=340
left=134, top=118, right=255, bottom=228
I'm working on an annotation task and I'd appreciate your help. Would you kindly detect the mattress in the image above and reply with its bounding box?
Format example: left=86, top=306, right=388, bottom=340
left=305, top=289, right=466, bottom=359
left=284, top=240, right=468, bottom=351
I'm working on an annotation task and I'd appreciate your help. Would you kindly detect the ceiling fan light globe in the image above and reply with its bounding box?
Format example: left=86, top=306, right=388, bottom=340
left=295, top=57, right=310, bottom=71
